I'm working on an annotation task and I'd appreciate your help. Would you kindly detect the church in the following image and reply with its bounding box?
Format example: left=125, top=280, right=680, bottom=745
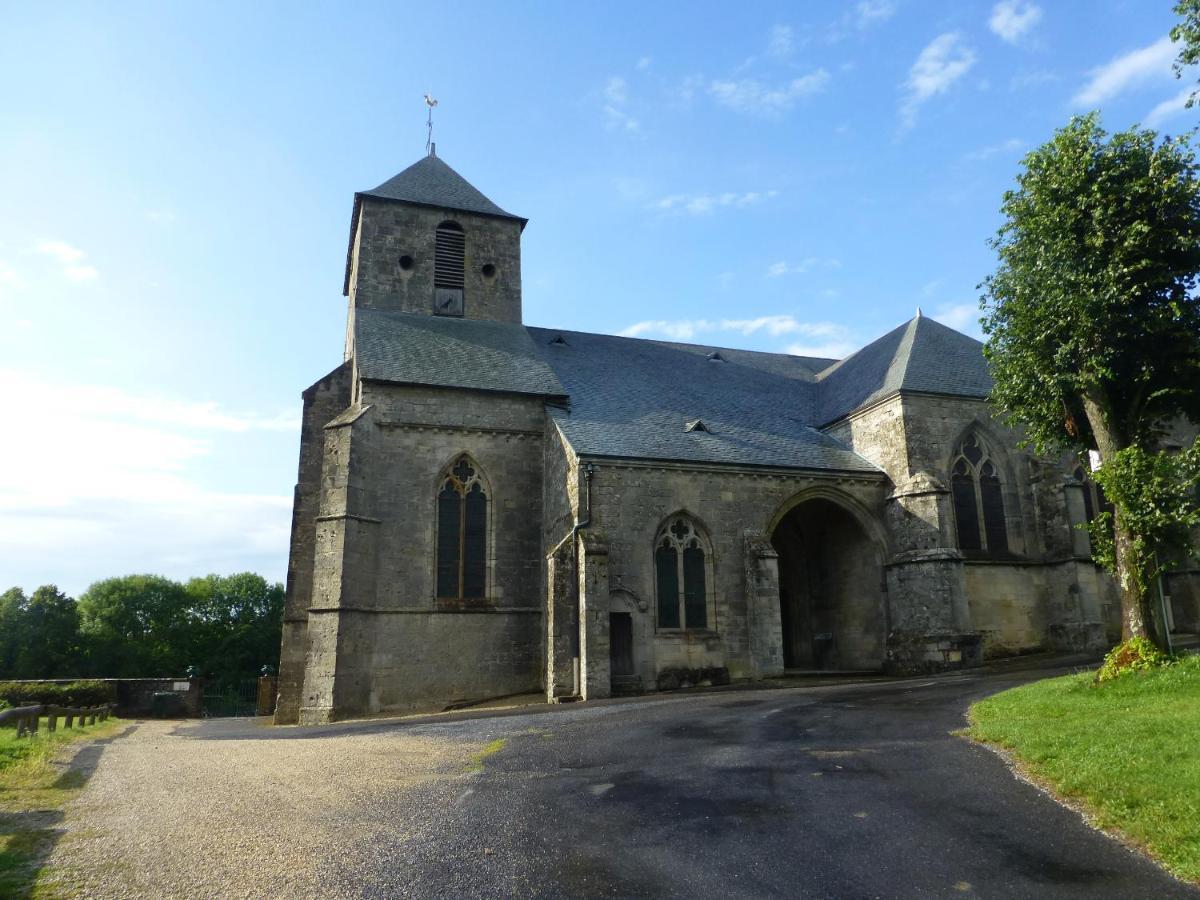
left=274, top=149, right=1200, bottom=725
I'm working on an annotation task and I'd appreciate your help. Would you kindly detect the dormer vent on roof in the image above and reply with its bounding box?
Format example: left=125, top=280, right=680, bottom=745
left=549, top=334, right=570, bottom=347
left=685, top=419, right=712, bottom=433
left=706, top=351, right=726, bottom=362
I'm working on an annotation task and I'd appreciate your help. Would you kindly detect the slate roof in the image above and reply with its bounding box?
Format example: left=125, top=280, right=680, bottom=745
left=526, top=328, right=878, bottom=473
left=349, top=308, right=992, bottom=475
left=354, top=309, right=565, bottom=397
left=816, top=313, right=993, bottom=423
left=359, top=154, right=525, bottom=223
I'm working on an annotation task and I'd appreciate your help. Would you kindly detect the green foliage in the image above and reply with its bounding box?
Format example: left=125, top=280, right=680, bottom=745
left=0, top=572, right=283, bottom=681
left=0, top=699, right=9, bottom=712
left=0, top=680, right=115, bottom=707
left=1095, top=637, right=1174, bottom=683
left=1088, top=442, right=1200, bottom=590
left=981, top=113, right=1200, bottom=456
left=1172, top=0, right=1200, bottom=107
left=77, top=574, right=191, bottom=677
left=969, top=655, right=1200, bottom=883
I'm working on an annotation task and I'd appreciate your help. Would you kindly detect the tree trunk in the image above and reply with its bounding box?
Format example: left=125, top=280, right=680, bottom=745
left=1080, top=390, right=1163, bottom=648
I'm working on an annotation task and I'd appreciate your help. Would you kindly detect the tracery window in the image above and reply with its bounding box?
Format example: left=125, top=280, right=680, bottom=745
left=436, top=456, right=487, bottom=601
left=654, top=517, right=711, bottom=630
left=951, top=433, right=1009, bottom=554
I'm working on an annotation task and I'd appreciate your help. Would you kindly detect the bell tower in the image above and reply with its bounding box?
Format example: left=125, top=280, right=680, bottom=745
left=342, top=147, right=526, bottom=348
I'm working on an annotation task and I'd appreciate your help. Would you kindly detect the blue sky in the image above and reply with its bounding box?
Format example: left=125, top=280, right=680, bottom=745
left=0, top=1, right=1194, bottom=595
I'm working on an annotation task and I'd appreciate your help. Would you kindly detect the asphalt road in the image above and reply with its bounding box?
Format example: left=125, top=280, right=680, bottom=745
left=243, top=665, right=1195, bottom=899
left=52, top=665, right=1196, bottom=899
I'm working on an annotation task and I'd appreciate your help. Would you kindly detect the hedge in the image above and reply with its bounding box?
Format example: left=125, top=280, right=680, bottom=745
left=0, top=680, right=116, bottom=708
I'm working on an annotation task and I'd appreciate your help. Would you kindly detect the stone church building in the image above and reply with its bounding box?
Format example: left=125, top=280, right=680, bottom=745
left=275, top=150, right=1200, bottom=725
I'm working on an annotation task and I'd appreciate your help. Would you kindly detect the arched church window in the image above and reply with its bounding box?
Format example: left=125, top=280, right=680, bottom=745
left=654, top=517, right=711, bottom=630
left=436, top=455, right=487, bottom=601
left=951, top=433, right=1009, bottom=555
left=434, top=221, right=465, bottom=317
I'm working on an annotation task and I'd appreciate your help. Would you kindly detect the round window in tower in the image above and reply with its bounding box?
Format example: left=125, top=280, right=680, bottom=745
left=481, top=263, right=497, bottom=279
left=398, top=254, right=414, bottom=271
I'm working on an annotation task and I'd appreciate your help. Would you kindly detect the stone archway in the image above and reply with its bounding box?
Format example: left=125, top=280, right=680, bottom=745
left=770, top=498, right=885, bottom=671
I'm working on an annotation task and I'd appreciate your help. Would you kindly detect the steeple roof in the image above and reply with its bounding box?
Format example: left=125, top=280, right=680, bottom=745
left=359, top=153, right=525, bottom=224
left=817, top=313, right=993, bottom=422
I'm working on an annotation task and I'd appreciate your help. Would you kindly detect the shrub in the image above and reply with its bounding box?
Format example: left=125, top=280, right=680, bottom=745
left=0, top=680, right=115, bottom=707
left=1095, top=637, right=1172, bottom=683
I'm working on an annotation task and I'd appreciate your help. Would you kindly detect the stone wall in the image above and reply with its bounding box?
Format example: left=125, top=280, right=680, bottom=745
left=347, top=200, right=522, bottom=325
left=275, top=363, right=351, bottom=725
left=296, top=382, right=548, bottom=722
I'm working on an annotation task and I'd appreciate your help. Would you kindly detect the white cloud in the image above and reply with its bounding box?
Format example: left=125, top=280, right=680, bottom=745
left=709, top=69, right=831, bottom=115
left=618, top=315, right=851, bottom=345
left=602, top=76, right=639, bottom=132
left=651, top=189, right=778, bottom=216
left=855, top=0, right=896, bottom=28
left=1073, top=36, right=1176, bottom=106
left=1144, top=86, right=1195, bottom=128
left=0, top=261, right=20, bottom=290
left=988, top=1, right=1042, bottom=44
left=932, top=302, right=982, bottom=335
left=765, top=257, right=841, bottom=277
left=767, top=24, right=795, bottom=59
left=786, top=340, right=858, bottom=359
left=964, top=137, right=1024, bottom=161
left=716, top=272, right=735, bottom=289
left=0, top=370, right=297, bottom=594
left=145, top=209, right=177, bottom=225
left=900, top=33, right=976, bottom=129
left=636, top=56, right=652, bottom=70
left=35, top=239, right=99, bottom=282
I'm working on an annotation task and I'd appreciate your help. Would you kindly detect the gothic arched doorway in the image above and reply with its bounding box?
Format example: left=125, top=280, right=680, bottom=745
left=770, top=498, right=885, bottom=671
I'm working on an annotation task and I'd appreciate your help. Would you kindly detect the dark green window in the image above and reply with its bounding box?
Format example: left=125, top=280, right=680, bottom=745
left=655, top=517, right=711, bottom=630
left=951, top=433, right=1009, bottom=556
left=436, top=456, right=488, bottom=601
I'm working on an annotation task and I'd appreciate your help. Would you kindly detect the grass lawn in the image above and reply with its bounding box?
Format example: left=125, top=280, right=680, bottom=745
left=0, top=716, right=125, bottom=898
left=968, top=655, right=1200, bottom=884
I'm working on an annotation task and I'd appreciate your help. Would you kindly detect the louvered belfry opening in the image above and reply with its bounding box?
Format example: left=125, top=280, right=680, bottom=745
left=434, top=221, right=465, bottom=316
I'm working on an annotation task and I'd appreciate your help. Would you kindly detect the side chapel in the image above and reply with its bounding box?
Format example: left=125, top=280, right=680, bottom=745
left=275, top=149, right=1200, bottom=724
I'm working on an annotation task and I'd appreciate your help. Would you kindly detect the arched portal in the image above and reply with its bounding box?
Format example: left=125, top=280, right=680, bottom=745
left=770, top=498, right=885, bottom=671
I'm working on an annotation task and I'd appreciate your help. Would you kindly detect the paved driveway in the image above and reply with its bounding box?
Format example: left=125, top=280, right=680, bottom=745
left=39, top=665, right=1197, bottom=898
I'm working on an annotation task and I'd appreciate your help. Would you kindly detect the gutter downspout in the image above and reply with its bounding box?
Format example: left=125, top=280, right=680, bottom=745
left=570, top=463, right=595, bottom=697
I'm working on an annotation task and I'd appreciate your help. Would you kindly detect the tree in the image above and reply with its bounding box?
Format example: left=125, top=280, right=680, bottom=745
left=77, top=575, right=190, bottom=676
left=183, top=573, right=284, bottom=680
left=1172, top=0, right=1200, bottom=107
left=0, top=587, right=27, bottom=677
left=981, top=113, right=1200, bottom=648
left=11, top=586, right=81, bottom=678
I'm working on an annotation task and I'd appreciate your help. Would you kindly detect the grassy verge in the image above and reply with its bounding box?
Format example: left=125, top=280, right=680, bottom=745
left=967, top=655, right=1200, bottom=884
left=0, top=717, right=125, bottom=898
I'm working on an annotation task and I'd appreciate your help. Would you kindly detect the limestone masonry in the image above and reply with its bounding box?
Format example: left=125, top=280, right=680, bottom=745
left=275, top=150, right=1200, bottom=724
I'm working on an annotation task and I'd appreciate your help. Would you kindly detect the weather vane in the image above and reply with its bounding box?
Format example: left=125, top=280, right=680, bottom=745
left=424, top=94, right=438, bottom=155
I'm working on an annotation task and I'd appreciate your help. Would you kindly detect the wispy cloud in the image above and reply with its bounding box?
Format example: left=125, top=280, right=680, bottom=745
left=0, top=370, right=297, bottom=594
left=964, top=137, right=1024, bottom=161
left=765, top=258, right=842, bottom=277
left=0, top=261, right=20, bottom=291
left=618, top=315, right=852, bottom=353
left=709, top=70, right=831, bottom=115
left=651, top=189, right=779, bottom=216
left=602, top=76, right=639, bottom=132
left=988, top=1, right=1042, bottom=44
left=932, top=302, right=982, bottom=336
left=855, top=0, right=897, bottom=28
left=1073, top=36, right=1176, bottom=106
left=145, top=209, right=177, bottom=225
left=1145, top=86, right=1195, bottom=127
left=900, top=33, right=976, bottom=129
left=636, top=56, right=652, bottom=70
left=35, top=240, right=98, bottom=282
left=767, top=24, right=795, bottom=59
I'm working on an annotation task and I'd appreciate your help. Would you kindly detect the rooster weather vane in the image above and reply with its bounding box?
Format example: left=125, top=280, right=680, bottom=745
left=425, top=94, right=438, bottom=155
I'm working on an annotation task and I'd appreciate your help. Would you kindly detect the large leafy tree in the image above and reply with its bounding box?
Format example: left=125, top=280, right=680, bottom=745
left=183, top=573, right=284, bottom=680
left=1172, top=0, right=1200, bottom=106
left=981, top=113, right=1200, bottom=646
left=77, top=574, right=191, bottom=676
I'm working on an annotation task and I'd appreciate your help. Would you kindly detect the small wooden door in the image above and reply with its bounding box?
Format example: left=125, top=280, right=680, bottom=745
left=609, top=612, right=634, bottom=677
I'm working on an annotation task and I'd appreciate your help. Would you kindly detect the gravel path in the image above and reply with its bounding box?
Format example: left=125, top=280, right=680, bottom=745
left=38, top=716, right=493, bottom=899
